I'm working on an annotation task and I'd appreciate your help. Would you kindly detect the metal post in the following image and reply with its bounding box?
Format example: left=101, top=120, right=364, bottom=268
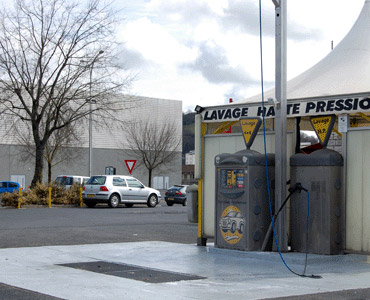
left=274, top=0, right=288, bottom=251
left=88, top=50, right=104, bottom=177
left=89, top=71, right=93, bottom=177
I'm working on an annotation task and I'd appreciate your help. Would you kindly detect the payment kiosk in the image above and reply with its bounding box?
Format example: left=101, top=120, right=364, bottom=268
left=290, top=115, right=344, bottom=255
left=214, top=117, right=275, bottom=251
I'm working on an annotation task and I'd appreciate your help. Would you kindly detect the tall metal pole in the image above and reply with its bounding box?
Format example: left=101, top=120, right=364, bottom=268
left=89, top=67, right=93, bottom=177
left=274, top=0, right=288, bottom=251
left=88, top=50, right=104, bottom=177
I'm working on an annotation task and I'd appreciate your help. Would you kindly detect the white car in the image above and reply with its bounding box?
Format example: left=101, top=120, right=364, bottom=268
left=82, top=175, right=161, bottom=208
left=55, top=175, right=90, bottom=189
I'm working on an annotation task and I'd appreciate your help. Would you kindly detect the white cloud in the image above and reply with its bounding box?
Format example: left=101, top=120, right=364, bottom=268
left=116, top=0, right=365, bottom=111
left=121, top=17, right=195, bottom=66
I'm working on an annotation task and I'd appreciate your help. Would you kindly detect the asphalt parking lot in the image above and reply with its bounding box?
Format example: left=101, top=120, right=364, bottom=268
left=0, top=204, right=369, bottom=300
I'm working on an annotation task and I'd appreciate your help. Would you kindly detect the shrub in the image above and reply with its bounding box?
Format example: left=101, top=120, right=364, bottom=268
left=0, top=183, right=83, bottom=207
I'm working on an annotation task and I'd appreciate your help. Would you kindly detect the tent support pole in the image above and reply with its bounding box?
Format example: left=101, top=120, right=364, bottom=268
left=274, top=0, right=288, bottom=251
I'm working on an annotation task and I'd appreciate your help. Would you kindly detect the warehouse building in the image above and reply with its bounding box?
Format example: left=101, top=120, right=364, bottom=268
left=0, top=94, right=182, bottom=191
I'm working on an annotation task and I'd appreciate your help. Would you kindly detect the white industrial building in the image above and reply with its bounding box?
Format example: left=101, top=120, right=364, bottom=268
left=0, top=94, right=183, bottom=190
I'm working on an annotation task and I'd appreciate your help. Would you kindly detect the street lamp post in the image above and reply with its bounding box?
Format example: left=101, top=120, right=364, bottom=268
left=88, top=50, right=104, bottom=177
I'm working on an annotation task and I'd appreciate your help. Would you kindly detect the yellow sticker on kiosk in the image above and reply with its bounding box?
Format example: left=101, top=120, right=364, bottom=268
left=239, top=117, right=262, bottom=149
left=310, top=114, right=336, bottom=148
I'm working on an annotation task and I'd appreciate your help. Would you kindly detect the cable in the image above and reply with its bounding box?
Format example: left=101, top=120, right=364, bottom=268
left=258, top=0, right=321, bottom=279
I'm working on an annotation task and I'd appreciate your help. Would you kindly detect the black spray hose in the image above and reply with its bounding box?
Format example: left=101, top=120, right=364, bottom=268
left=261, top=182, right=306, bottom=251
left=261, top=182, right=322, bottom=279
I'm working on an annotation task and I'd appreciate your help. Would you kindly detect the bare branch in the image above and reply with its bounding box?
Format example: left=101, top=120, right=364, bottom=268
left=125, top=120, right=182, bottom=187
left=0, top=0, right=132, bottom=186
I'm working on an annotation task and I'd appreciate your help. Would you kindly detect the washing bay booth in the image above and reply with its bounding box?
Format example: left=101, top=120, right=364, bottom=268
left=195, top=0, right=370, bottom=254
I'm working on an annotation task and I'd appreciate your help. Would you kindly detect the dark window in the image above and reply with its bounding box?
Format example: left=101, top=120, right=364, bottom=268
left=9, top=182, right=18, bottom=188
left=55, top=177, right=73, bottom=185
left=86, top=176, right=106, bottom=185
left=113, top=177, right=126, bottom=187
left=126, top=178, right=143, bottom=188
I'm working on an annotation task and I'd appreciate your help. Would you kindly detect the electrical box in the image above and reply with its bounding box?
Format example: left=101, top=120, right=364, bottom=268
left=214, top=149, right=275, bottom=251
left=290, top=149, right=344, bottom=255
left=105, top=166, right=116, bottom=175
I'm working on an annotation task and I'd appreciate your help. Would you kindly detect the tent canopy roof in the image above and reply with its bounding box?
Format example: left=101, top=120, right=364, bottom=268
left=236, top=0, right=370, bottom=105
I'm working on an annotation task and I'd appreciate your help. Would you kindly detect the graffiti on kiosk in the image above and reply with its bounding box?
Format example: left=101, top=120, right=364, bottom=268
left=219, top=205, right=245, bottom=244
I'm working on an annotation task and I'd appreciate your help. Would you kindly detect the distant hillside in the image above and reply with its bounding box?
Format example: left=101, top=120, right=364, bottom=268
left=183, top=112, right=195, bottom=154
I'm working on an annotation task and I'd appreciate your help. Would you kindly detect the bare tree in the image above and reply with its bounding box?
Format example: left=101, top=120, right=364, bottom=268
left=13, top=118, right=85, bottom=183
left=125, top=120, right=182, bottom=187
left=0, top=0, right=130, bottom=187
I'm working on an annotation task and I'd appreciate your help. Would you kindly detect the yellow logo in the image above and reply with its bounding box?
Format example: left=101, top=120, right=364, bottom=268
left=239, top=117, right=262, bottom=149
left=219, top=205, right=245, bottom=244
left=310, top=115, right=335, bottom=147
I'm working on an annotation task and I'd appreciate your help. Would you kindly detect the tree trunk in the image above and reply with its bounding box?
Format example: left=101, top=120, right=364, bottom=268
left=31, top=144, right=45, bottom=188
left=47, top=161, right=52, bottom=184
left=148, top=168, right=152, bottom=187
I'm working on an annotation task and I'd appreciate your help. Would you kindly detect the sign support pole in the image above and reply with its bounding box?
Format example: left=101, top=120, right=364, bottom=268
left=274, top=0, right=288, bottom=251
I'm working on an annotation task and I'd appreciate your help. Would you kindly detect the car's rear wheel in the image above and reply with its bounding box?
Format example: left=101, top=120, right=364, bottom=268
left=147, top=194, right=158, bottom=207
left=166, top=201, right=174, bottom=206
left=85, top=200, right=97, bottom=208
left=182, top=199, right=187, bottom=206
left=108, top=193, right=120, bottom=208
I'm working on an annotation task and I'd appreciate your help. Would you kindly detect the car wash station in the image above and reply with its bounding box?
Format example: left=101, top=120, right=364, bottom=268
left=193, top=1, right=370, bottom=256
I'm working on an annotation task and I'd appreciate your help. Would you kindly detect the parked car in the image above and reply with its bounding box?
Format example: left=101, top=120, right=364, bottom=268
left=164, top=185, right=188, bottom=206
left=0, top=181, right=21, bottom=194
left=82, top=175, right=161, bottom=208
left=55, top=175, right=90, bottom=189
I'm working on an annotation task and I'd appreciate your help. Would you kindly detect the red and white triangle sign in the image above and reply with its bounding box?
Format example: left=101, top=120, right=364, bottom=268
left=124, top=160, right=137, bottom=174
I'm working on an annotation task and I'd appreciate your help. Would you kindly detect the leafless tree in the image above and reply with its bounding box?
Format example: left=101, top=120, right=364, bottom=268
left=125, top=120, right=182, bottom=187
left=14, top=119, right=85, bottom=184
left=0, top=0, right=131, bottom=187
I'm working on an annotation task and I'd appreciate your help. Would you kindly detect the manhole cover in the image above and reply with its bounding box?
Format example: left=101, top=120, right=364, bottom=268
left=58, top=261, right=206, bottom=283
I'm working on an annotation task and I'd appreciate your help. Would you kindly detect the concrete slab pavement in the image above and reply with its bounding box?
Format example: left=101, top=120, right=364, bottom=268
left=0, top=241, right=369, bottom=300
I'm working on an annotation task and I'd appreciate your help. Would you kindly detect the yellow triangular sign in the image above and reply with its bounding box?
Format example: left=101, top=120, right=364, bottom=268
left=310, top=114, right=336, bottom=148
left=239, top=117, right=262, bottom=149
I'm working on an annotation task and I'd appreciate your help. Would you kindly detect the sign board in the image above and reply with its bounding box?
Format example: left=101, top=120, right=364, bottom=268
left=201, top=96, right=370, bottom=123
left=310, top=114, right=336, bottom=148
left=239, top=117, right=262, bottom=149
left=124, top=160, right=137, bottom=174
left=338, top=114, right=348, bottom=133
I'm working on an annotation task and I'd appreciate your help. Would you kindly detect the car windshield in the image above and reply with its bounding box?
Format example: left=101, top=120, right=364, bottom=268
left=226, top=211, right=238, bottom=218
left=169, top=186, right=182, bottom=191
left=55, top=177, right=73, bottom=185
left=86, top=176, right=106, bottom=185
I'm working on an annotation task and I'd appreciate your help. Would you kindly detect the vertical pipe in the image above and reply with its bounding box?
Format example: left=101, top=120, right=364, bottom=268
left=18, top=187, right=22, bottom=209
left=274, top=0, right=288, bottom=251
left=198, top=178, right=203, bottom=239
left=89, top=86, right=93, bottom=177
left=48, top=187, right=52, bottom=208
left=80, top=187, right=83, bottom=208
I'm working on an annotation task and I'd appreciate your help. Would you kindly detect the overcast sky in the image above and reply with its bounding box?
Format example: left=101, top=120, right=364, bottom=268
left=115, top=0, right=365, bottom=112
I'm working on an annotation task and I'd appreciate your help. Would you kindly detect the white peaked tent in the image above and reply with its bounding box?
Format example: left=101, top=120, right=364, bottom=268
left=240, top=0, right=370, bottom=103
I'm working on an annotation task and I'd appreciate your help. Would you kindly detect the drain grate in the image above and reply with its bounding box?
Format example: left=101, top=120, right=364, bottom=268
left=58, top=261, right=206, bottom=283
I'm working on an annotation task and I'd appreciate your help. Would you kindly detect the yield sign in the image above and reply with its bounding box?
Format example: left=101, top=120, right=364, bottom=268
left=124, top=160, right=137, bottom=174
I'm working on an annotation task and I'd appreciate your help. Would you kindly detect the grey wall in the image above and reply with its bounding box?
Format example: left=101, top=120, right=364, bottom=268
left=0, top=144, right=182, bottom=191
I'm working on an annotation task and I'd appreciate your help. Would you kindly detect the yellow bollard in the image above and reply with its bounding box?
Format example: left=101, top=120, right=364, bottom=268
left=48, top=187, right=52, bottom=208
left=80, top=187, right=83, bottom=208
left=18, top=187, right=22, bottom=209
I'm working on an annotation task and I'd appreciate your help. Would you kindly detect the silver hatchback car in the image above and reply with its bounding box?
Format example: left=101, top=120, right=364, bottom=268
left=82, top=175, right=161, bottom=208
